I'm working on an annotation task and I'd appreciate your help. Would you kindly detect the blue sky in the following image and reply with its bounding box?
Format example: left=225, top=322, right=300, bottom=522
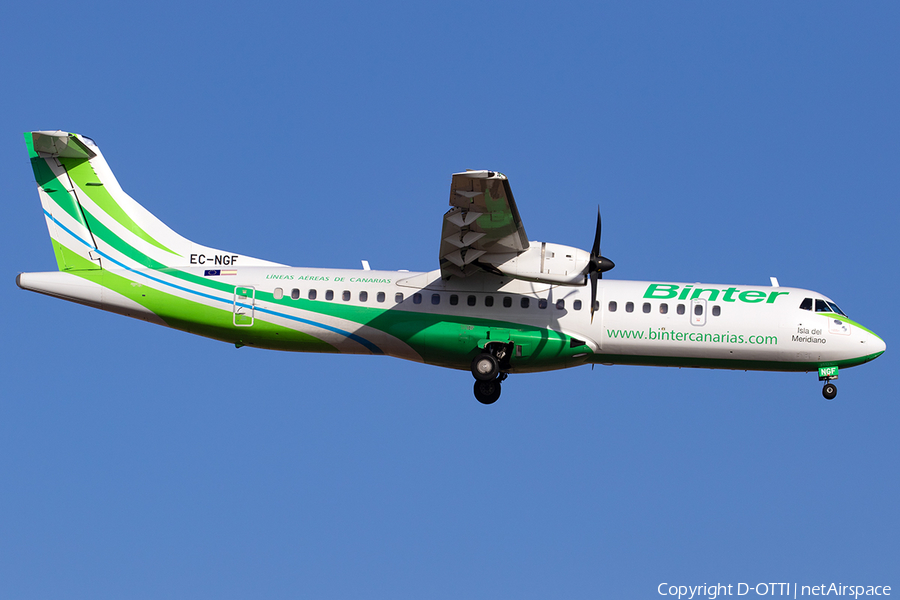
left=2, top=2, right=898, bottom=598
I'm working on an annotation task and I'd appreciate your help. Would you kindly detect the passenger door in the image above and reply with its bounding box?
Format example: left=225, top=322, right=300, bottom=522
left=691, top=298, right=707, bottom=326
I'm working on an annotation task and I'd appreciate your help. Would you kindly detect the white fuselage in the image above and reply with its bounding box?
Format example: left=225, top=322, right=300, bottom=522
left=19, top=265, right=884, bottom=374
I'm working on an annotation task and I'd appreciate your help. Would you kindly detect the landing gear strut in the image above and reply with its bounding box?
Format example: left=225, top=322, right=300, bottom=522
left=470, top=343, right=512, bottom=404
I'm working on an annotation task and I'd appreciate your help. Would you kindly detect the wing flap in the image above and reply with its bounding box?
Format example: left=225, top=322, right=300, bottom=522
left=439, top=171, right=529, bottom=279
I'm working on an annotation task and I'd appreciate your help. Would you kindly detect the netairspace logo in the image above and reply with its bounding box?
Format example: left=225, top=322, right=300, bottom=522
left=657, top=582, right=891, bottom=599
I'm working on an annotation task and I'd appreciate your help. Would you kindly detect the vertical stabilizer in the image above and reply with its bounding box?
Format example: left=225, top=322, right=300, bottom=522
left=25, top=131, right=281, bottom=272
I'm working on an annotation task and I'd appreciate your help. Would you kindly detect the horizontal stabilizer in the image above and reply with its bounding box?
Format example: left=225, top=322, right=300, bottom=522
left=31, top=131, right=97, bottom=159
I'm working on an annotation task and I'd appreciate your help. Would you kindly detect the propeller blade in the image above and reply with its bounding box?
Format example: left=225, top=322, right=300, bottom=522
left=591, top=207, right=602, bottom=257
left=586, top=205, right=613, bottom=322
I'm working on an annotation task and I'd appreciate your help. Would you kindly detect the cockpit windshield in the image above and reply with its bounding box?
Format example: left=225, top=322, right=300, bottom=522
left=802, top=297, right=846, bottom=316
left=826, top=301, right=846, bottom=317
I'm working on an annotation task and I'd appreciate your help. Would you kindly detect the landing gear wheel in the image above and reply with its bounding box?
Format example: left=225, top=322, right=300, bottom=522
left=471, top=353, right=500, bottom=382
left=822, top=382, right=837, bottom=400
left=474, top=379, right=502, bottom=405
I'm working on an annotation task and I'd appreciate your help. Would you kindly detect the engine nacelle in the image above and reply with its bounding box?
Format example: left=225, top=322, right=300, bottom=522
left=481, top=242, right=590, bottom=285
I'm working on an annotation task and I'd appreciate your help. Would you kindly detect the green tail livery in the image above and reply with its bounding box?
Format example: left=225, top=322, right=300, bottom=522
left=18, top=131, right=885, bottom=403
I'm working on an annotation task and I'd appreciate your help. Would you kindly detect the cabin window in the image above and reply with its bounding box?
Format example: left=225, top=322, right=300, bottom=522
left=556, top=299, right=565, bottom=310
left=291, top=288, right=300, bottom=300
left=538, top=299, right=548, bottom=309
left=413, top=293, right=422, bottom=304
left=395, top=292, right=404, bottom=303
left=503, top=296, right=512, bottom=308
left=677, top=304, right=685, bottom=315
left=307, top=289, right=316, bottom=300
left=325, top=290, right=334, bottom=301
left=450, top=294, right=459, bottom=306
left=521, top=297, right=530, bottom=309
left=625, top=302, right=634, bottom=313
left=431, top=293, right=440, bottom=305
left=712, top=305, right=721, bottom=316
left=273, top=287, right=284, bottom=300
left=573, top=299, right=582, bottom=311
left=594, top=300, right=600, bottom=312
left=342, top=290, right=351, bottom=301
left=485, top=296, right=494, bottom=307
left=694, top=304, right=703, bottom=316
left=467, top=295, right=477, bottom=306
left=359, top=291, right=368, bottom=302
left=800, top=298, right=812, bottom=311
left=659, top=303, right=668, bottom=314
left=642, top=302, right=651, bottom=313
left=377, top=291, right=385, bottom=303
left=608, top=301, right=617, bottom=312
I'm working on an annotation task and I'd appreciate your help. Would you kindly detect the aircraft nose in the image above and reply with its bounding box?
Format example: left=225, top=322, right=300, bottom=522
left=872, top=333, right=886, bottom=357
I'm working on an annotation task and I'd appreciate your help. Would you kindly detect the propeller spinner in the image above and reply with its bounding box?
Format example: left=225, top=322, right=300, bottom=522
left=587, top=208, right=615, bottom=322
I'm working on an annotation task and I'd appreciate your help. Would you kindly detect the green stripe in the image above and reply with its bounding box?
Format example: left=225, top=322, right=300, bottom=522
left=820, top=313, right=882, bottom=341
left=30, top=157, right=87, bottom=227
left=59, top=156, right=179, bottom=256
left=23, top=132, right=37, bottom=159
left=81, top=206, right=235, bottom=293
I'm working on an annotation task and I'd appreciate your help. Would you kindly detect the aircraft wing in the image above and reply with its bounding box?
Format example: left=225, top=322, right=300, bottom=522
left=439, top=170, right=529, bottom=279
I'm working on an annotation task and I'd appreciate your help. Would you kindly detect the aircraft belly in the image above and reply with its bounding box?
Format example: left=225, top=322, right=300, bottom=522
left=379, top=316, right=592, bottom=372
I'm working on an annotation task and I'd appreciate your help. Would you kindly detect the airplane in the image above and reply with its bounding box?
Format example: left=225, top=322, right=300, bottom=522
left=17, top=131, right=886, bottom=404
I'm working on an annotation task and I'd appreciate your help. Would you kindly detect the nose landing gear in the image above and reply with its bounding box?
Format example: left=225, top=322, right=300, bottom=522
left=818, top=366, right=839, bottom=400
left=470, top=342, right=512, bottom=404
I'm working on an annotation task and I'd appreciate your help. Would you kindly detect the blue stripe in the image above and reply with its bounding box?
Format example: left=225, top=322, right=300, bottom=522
left=44, top=209, right=385, bottom=354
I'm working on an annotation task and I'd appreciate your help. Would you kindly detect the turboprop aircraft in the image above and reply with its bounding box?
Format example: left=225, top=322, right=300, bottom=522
left=17, top=131, right=885, bottom=404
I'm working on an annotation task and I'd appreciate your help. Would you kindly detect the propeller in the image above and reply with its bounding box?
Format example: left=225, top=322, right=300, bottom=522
left=587, top=207, right=615, bottom=322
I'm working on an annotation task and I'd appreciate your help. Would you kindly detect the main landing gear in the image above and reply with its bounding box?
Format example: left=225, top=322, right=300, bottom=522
left=470, top=343, right=512, bottom=405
